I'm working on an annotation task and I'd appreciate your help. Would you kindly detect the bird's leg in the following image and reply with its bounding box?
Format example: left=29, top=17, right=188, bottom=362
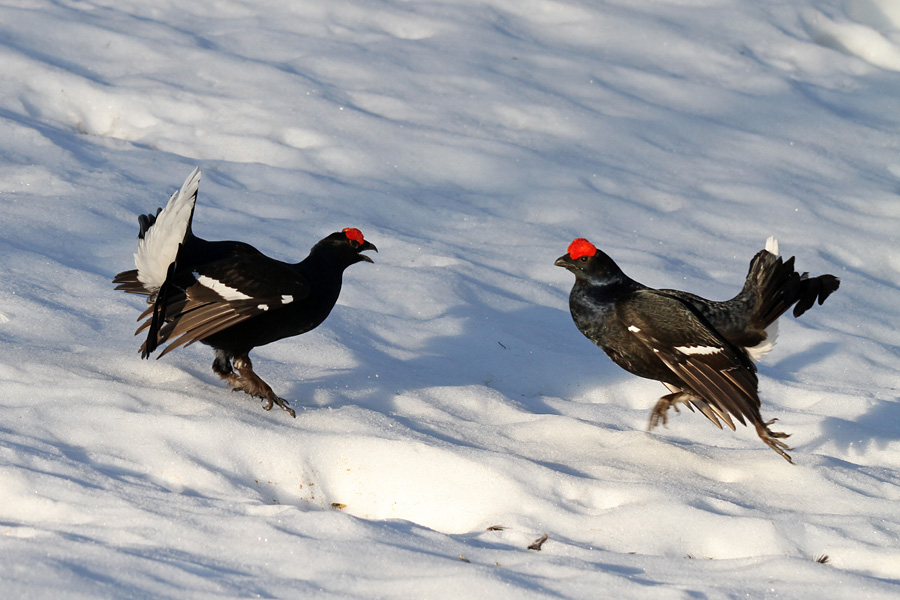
left=210, top=351, right=296, bottom=418
left=649, top=391, right=690, bottom=429
left=649, top=393, right=677, bottom=429
left=212, top=350, right=241, bottom=387
left=755, top=419, right=793, bottom=464
left=231, top=354, right=296, bottom=418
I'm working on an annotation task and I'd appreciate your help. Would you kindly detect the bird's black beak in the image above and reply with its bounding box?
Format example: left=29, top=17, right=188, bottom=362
left=359, top=240, right=378, bottom=263
left=554, top=254, right=573, bottom=269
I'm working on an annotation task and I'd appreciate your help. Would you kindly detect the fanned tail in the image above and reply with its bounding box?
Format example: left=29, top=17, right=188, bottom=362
left=793, top=272, right=840, bottom=318
left=133, top=167, right=201, bottom=293
left=113, top=168, right=202, bottom=357
left=748, top=237, right=840, bottom=328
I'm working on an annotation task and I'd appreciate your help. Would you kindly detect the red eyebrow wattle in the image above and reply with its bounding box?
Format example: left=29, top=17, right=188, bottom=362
left=342, top=228, right=365, bottom=245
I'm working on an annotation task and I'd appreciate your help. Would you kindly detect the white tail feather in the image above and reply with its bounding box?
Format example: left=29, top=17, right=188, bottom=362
left=765, top=235, right=780, bottom=256
left=134, top=167, right=201, bottom=292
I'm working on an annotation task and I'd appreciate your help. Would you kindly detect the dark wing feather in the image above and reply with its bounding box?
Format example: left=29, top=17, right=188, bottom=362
left=138, top=253, right=311, bottom=356
left=619, top=290, right=764, bottom=430
left=154, top=305, right=256, bottom=356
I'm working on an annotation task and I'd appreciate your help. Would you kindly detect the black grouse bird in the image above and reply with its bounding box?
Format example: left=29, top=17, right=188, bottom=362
left=555, top=237, right=839, bottom=463
left=113, top=168, right=377, bottom=418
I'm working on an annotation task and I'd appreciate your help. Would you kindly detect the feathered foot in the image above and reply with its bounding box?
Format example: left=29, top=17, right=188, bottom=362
left=212, top=352, right=296, bottom=418
left=755, top=418, right=793, bottom=464
left=649, top=392, right=685, bottom=429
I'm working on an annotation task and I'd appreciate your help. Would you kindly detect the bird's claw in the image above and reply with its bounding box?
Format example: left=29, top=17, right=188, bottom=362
left=756, top=419, right=793, bottom=463
left=226, top=381, right=296, bottom=418
left=262, top=394, right=296, bottom=418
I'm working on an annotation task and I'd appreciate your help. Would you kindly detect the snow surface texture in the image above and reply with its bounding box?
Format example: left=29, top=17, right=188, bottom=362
left=1, top=0, right=899, bottom=598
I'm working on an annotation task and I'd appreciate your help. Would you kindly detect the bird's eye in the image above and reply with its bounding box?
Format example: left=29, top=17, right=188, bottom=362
left=349, top=240, right=359, bottom=249
left=579, top=256, right=589, bottom=262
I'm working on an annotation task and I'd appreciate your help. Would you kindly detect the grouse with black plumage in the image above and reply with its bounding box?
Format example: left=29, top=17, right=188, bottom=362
left=555, top=237, right=839, bottom=463
left=113, top=168, right=377, bottom=418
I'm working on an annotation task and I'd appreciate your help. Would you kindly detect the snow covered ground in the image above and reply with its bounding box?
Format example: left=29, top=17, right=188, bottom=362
left=2, top=0, right=900, bottom=597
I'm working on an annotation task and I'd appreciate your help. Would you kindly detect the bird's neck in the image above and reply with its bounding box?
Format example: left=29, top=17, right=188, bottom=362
left=295, top=251, right=349, bottom=293
left=575, top=271, right=641, bottom=296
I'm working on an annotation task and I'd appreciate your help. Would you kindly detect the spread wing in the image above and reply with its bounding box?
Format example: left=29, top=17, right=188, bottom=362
left=618, top=290, right=763, bottom=430
left=137, top=254, right=311, bottom=357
